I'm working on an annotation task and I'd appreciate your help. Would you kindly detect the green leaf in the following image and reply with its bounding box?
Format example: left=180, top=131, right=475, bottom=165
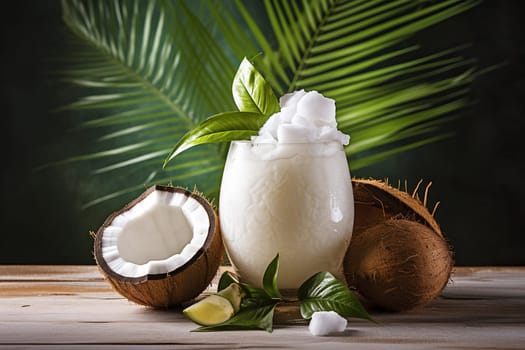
left=238, top=280, right=274, bottom=309
left=262, top=254, right=281, bottom=299
left=239, top=290, right=273, bottom=310
left=218, top=271, right=239, bottom=292
left=193, top=303, right=278, bottom=332
left=218, top=265, right=276, bottom=309
left=59, top=0, right=238, bottom=205
left=232, top=57, right=280, bottom=116
left=298, top=272, right=373, bottom=322
left=163, top=111, right=267, bottom=166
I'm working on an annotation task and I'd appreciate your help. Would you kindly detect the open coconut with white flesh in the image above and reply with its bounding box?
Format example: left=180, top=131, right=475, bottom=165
left=94, top=185, right=223, bottom=308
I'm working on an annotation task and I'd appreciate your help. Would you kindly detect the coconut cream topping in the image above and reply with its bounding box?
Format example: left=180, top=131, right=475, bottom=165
left=252, top=89, right=350, bottom=145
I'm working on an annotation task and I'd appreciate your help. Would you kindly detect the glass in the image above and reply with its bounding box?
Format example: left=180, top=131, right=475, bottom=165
left=219, top=141, right=354, bottom=290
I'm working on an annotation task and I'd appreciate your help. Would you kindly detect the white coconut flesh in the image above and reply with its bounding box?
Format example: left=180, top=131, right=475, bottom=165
left=99, top=187, right=211, bottom=278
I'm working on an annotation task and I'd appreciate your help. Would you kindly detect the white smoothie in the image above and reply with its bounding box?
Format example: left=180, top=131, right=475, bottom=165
left=219, top=90, right=354, bottom=289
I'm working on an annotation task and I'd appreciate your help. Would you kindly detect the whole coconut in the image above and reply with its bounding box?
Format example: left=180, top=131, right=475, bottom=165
left=344, top=219, right=453, bottom=312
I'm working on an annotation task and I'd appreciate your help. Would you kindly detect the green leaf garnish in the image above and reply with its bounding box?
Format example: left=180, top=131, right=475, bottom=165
left=298, top=272, right=374, bottom=322
left=186, top=255, right=374, bottom=332
left=232, top=57, right=280, bottom=116
left=217, top=271, right=239, bottom=292
left=163, top=111, right=266, bottom=167
left=262, top=254, right=281, bottom=299
left=193, top=303, right=277, bottom=332
left=239, top=286, right=274, bottom=311
left=163, top=56, right=281, bottom=167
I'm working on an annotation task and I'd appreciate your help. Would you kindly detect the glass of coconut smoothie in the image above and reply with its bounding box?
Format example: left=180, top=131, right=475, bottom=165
left=219, top=90, right=354, bottom=290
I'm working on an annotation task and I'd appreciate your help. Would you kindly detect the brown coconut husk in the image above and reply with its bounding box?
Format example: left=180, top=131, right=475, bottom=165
left=344, top=219, right=453, bottom=312
left=345, top=178, right=454, bottom=312
left=94, top=185, right=224, bottom=308
left=352, top=178, right=442, bottom=238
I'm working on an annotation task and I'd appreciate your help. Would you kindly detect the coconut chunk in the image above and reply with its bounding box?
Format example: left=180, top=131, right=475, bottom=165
left=308, top=311, right=347, bottom=336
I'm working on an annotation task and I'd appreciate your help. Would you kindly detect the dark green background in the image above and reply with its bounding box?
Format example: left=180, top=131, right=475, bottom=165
left=1, top=1, right=523, bottom=265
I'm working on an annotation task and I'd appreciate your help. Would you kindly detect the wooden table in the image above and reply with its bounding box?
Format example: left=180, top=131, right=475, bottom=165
left=1, top=266, right=524, bottom=349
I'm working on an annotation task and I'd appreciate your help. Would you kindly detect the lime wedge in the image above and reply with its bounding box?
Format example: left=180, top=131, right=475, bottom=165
left=183, top=295, right=235, bottom=326
left=218, top=283, right=244, bottom=313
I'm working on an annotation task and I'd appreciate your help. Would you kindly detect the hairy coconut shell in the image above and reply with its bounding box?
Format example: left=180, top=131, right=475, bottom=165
left=352, top=178, right=442, bottom=238
left=94, top=185, right=224, bottom=308
left=345, top=178, right=454, bottom=311
left=345, top=219, right=453, bottom=312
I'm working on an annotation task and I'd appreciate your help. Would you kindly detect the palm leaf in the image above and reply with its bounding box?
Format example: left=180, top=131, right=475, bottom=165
left=227, top=0, right=479, bottom=170
left=59, top=0, right=237, bottom=203
left=59, top=0, right=480, bottom=206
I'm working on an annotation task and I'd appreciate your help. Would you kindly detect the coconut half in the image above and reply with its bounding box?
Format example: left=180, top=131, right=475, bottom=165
left=352, top=178, right=442, bottom=238
left=352, top=178, right=444, bottom=238
left=94, top=185, right=223, bottom=308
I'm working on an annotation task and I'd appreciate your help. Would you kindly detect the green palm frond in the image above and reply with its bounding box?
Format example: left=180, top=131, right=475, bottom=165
left=59, top=0, right=480, bottom=206
left=227, top=0, right=479, bottom=167
left=60, top=0, right=237, bottom=205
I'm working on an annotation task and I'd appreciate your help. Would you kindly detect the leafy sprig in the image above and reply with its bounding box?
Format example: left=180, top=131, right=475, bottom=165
left=299, top=272, right=374, bottom=322
left=164, top=57, right=276, bottom=167
left=232, top=58, right=280, bottom=116
left=189, top=254, right=373, bottom=332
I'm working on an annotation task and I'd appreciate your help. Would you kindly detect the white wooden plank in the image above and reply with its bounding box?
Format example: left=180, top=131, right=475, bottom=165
left=0, top=265, right=103, bottom=282
left=0, top=267, right=524, bottom=349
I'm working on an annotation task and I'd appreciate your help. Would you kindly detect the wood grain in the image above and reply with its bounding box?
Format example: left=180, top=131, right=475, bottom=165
left=1, top=266, right=524, bottom=349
